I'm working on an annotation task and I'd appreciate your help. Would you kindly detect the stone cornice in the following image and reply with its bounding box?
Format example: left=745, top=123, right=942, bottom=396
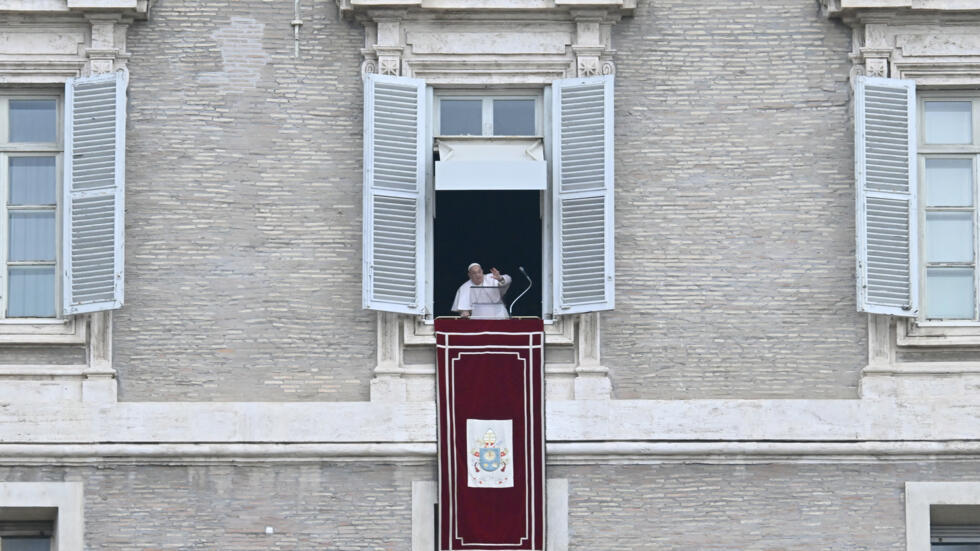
left=339, top=0, right=631, bottom=82
left=337, top=0, right=635, bottom=18
left=820, top=3, right=980, bottom=82
left=0, top=0, right=151, bottom=19
left=823, top=0, right=980, bottom=19
left=3, top=441, right=980, bottom=465
left=2, top=397, right=979, bottom=445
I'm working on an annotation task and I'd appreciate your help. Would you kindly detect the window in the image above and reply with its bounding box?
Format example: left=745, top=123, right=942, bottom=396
left=0, top=72, right=129, bottom=329
left=430, top=92, right=547, bottom=317
left=362, top=74, right=615, bottom=319
left=918, top=94, right=980, bottom=323
left=436, top=94, right=541, bottom=137
left=931, top=504, right=980, bottom=550
left=856, top=79, right=980, bottom=334
left=0, top=482, right=83, bottom=551
left=0, top=93, right=62, bottom=319
left=907, top=482, right=980, bottom=551
left=0, top=519, right=53, bottom=551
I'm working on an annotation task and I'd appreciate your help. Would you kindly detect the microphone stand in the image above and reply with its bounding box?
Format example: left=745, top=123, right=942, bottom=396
left=509, top=267, right=533, bottom=316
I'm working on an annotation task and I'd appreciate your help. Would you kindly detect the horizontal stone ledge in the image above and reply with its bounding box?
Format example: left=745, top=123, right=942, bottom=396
left=1, top=440, right=980, bottom=465
left=3, top=398, right=980, bottom=443
left=547, top=440, right=980, bottom=463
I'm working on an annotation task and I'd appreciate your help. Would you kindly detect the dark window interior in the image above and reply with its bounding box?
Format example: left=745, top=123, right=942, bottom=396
left=434, top=190, right=542, bottom=318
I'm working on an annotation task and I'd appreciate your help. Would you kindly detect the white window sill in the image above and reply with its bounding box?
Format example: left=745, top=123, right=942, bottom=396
left=0, top=315, right=85, bottom=345
left=407, top=314, right=572, bottom=345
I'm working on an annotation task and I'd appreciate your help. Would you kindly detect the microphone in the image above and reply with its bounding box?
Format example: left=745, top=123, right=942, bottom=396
left=509, top=266, right=533, bottom=316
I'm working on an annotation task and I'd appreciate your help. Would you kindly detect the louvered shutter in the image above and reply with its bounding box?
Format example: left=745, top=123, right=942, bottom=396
left=62, top=71, right=127, bottom=315
left=855, top=76, right=919, bottom=316
left=551, top=75, right=615, bottom=314
left=362, top=74, right=427, bottom=314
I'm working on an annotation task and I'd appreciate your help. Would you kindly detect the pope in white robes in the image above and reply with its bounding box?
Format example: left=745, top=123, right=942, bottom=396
left=452, top=263, right=512, bottom=319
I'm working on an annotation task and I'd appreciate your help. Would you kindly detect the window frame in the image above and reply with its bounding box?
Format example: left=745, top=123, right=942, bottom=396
left=434, top=90, right=544, bottom=138
left=915, top=91, right=980, bottom=328
left=907, top=482, right=980, bottom=551
left=0, top=483, right=82, bottom=551
left=0, top=91, right=64, bottom=323
left=0, top=520, right=54, bottom=550
left=426, top=87, right=552, bottom=320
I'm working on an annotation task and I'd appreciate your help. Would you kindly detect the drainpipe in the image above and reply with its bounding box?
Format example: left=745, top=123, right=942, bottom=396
left=292, top=0, right=303, bottom=57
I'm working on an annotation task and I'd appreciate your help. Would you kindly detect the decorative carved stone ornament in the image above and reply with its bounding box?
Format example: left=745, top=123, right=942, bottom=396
left=823, top=2, right=980, bottom=85
left=0, top=0, right=151, bottom=82
left=338, top=0, right=633, bottom=84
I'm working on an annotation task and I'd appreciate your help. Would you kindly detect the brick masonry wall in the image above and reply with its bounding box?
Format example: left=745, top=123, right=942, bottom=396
left=553, top=461, right=980, bottom=550
left=2, top=461, right=978, bottom=549
left=114, top=0, right=866, bottom=401
left=116, top=2, right=374, bottom=401
left=1, top=463, right=432, bottom=550
left=0, top=346, right=83, bottom=365
left=605, top=0, right=866, bottom=399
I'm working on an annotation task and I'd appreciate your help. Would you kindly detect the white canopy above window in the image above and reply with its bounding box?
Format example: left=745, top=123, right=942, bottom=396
left=435, top=138, right=546, bottom=191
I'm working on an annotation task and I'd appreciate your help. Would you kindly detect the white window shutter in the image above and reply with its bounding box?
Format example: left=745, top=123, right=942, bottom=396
left=62, top=71, right=127, bottom=315
left=362, top=73, right=427, bottom=314
left=551, top=75, right=615, bottom=314
left=855, top=76, right=918, bottom=316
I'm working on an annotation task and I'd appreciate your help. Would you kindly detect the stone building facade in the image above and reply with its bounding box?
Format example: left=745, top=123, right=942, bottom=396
left=0, top=0, right=978, bottom=549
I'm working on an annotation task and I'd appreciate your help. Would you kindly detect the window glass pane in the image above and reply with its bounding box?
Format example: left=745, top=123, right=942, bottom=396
left=924, top=101, right=973, bottom=144
left=493, top=99, right=535, bottom=136
left=9, top=100, right=57, bottom=143
left=9, top=157, right=57, bottom=205
left=926, top=211, right=975, bottom=263
left=9, top=211, right=56, bottom=262
left=926, top=158, right=974, bottom=207
left=7, top=266, right=56, bottom=318
left=926, top=267, right=976, bottom=319
left=1, top=538, right=51, bottom=551
left=932, top=545, right=980, bottom=550
left=440, top=99, right=482, bottom=135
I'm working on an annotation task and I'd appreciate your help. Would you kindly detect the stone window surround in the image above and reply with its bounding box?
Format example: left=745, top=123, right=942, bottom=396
left=906, top=481, right=980, bottom=551
left=823, top=5, right=980, bottom=355
left=345, top=1, right=634, bottom=402
left=0, top=2, right=145, bottom=402
left=371, top=311, right=611, bottom=401
left=0, top=482, right=84, bottom=551
left=338, top=1, right=634, bottom=84
left=411, top=479, right=568, bottom=551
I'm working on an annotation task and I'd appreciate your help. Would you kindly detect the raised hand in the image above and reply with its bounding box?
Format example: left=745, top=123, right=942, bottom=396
left=491, top=267, right=502, bottom=281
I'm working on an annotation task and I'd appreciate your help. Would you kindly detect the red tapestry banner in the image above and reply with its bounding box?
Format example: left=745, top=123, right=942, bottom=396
left=435, top=318, right=545, bottom=551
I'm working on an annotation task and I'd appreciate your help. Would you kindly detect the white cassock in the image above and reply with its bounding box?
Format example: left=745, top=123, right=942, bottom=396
left=452, top=275, right=512, bottom=319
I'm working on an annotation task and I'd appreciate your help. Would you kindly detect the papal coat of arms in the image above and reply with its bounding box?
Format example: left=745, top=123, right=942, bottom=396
left=466, top=419, right=514, bottom=488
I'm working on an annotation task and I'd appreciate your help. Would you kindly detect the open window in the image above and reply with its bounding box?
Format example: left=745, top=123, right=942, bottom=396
left=362, top=74, right=615, bottom=319
left=856, top=76, right=980, bottom=343
left=855, top=76, right=919, bottom=318
left=0, top=72, right=127, bottom=324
